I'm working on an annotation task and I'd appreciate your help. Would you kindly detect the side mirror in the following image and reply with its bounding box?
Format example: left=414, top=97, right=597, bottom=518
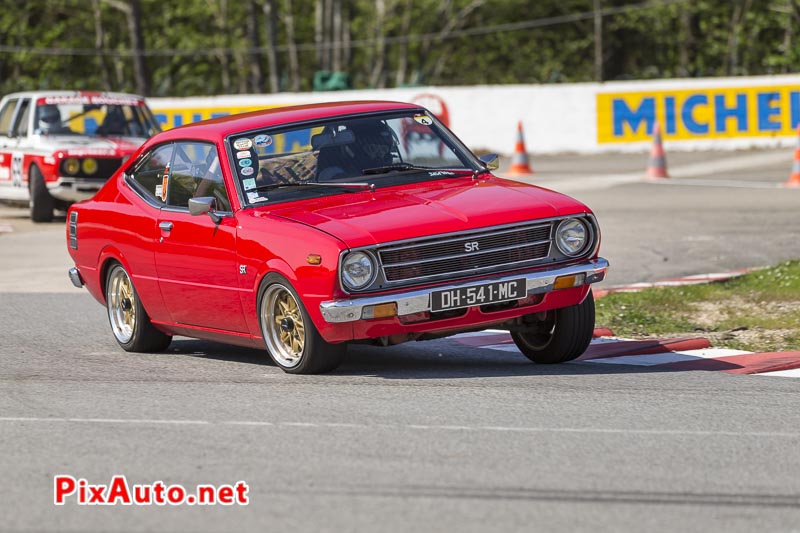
left=479, top=153, right=499, bottom=171
left=188, top=196, right=221, bottom=224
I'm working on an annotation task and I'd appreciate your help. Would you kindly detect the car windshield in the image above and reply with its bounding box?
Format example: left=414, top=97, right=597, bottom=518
left=228, top=110, right=480, bottom=205
left=34, top=95, right=160, bottom=137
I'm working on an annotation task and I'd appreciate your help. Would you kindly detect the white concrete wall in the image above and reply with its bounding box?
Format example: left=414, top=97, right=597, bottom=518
left=148, top=74, right=800, bottom=154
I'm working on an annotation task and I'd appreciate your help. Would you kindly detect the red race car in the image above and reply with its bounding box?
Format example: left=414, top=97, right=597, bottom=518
left=0, top=91, right=161, bottom=221
left=66, top=101, right=608, bottom=374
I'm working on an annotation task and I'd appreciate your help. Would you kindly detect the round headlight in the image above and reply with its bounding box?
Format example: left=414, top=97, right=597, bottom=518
left=64, top=158, right=80, bottom=175
left=555, top=218, right=589, bottom=256
left=341, top=251, right=376, bottom=290
left=81, top=158, right=98, bottom=175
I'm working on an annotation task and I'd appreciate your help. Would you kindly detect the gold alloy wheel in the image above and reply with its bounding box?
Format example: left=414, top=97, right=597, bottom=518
left=107, top=266, right=137, bottom=344
left=261, top=284, right=306, bottom=368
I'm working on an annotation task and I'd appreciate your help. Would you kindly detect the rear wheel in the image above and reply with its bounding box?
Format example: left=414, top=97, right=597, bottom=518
left=259, top=274, right=345, bottom=374
left=106, top=263, right=172, bottom=352
left=29, top=165, right=54, bottom=223
left=511, top=290, right=595, bottom=364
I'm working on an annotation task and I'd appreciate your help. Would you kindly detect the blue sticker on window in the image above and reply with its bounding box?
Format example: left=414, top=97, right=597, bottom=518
left=238, top=158, right=252, bottom=168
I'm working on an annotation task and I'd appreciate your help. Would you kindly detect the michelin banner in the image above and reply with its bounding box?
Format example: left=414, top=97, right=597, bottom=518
left=148, top=75, right=800, bottom=154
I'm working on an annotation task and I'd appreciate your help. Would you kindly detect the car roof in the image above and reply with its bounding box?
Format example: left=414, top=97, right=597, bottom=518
left=1, top=90, right=146, bottom=101
left=153, top=100, right=424, bottom=143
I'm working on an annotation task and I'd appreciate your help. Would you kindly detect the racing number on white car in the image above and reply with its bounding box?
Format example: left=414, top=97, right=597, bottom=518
left=11, top=153, right=23, bottom=187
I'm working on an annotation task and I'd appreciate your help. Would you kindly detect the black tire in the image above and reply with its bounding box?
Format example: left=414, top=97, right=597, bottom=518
left=105, top=263, right=172, bottom=353
left=511, top=290, right=595, bottom=364
left=258, top=273, right=345, bottom=374
left=29, top=165, right=54, bottom=223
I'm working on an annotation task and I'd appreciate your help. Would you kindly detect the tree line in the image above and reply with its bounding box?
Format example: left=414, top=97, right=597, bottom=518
left=1, top=0, right=798, bottom=97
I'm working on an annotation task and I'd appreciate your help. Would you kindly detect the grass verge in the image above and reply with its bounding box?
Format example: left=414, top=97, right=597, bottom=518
left=595, top=260, right=800, bottom=352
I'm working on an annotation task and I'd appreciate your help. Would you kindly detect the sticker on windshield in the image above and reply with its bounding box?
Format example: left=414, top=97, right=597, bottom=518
left=413, top=114, right=433, bottom=126
left=241, top=166, right=254, bottom=176
left=254, top=134, right=272, bottom=148
left=234, top=138, right=253, bottom=150
left=238, top=158, right=252, bottom=168
left=429, top=171, right=455, bottom=177
left=236, top=150, right=250, bottom=159
left=243, top=178, right=256, bottom=190
left=247, top=192, right=268, bottom=203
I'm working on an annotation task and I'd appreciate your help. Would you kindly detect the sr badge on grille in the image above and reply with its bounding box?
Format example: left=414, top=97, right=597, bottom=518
left=464, top=241, right=479, bottom=252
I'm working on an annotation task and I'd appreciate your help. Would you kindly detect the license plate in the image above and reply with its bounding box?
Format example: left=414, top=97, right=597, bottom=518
left=430, top=279, right=526, bottom=312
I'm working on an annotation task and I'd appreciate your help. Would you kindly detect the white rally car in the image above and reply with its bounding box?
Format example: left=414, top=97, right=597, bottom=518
left=0, top=91, right=161, bottom=221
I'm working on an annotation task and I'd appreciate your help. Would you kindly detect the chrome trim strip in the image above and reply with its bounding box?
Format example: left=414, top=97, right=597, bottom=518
left=319, top=257, right=609, bottom=323
left=68, top=267, right=84, bottom=288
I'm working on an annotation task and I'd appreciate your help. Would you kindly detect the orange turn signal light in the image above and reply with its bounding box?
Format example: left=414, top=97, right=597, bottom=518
left=361, top=302, right=398, bottom=319
left=307, top=254, right=322, bottom=265
left=553, top=273, right=585, bottom=290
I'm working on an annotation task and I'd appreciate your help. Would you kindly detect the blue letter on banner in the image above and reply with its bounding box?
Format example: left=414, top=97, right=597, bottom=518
left=757, top=92, right=781, bottom=132
left=612, top=97, right=655, bottom=137
left=682, top=95, right=709, bottom=134
left=715, top=93, right=748, bottom=133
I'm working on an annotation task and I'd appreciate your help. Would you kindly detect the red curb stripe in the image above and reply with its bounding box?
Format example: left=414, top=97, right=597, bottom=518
left=453, top=328, right=616, bottom=347
left=577, top=337, right=711, bottom=361
left=654, top=352, right=800, bottom=375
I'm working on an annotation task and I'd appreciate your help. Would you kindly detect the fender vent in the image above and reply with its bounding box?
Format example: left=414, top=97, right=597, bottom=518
left=69, top=211, right=78, bottom=250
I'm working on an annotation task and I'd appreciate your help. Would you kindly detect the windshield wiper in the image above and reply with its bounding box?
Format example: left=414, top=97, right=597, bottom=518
left=252, top=181, right=375, bottom=193
left=362, top=163, right=475, bottom=176
left=362, top=163, right=433, bottom=175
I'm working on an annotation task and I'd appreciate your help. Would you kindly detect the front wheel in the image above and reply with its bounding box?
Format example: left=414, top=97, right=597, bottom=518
left=511, top=290, right=595, bottom=364
left=258, top=274, right=345, bottom=374
left=106, top=263, right=172, bottom=352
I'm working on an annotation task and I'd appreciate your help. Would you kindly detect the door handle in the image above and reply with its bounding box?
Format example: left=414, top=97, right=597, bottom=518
left=159, top=221, right=174, bottom=232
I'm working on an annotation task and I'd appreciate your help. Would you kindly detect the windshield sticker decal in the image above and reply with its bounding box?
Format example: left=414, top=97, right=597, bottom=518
left=234, top=138, right=253, bottom=150
left=247, top=192, right=268, bottom=203
left=236, top=150, right=250, bottom=159
left=254, top=134, right=272, bottom=148
left=241, top=166, right=254, bottom=176
left=238, top=158, right=252, bottom=168
left=242, top=178, right=256, bottom=190
left=413, top=114, right=433, bottom=125
left=428, top=171, right=455, bottom=177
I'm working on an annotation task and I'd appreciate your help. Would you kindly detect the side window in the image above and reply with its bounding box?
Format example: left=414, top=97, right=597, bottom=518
left=12, top=99, right=30, bottom=138
left=0, top=99, right=18, bottom=135
left=128, top=144, right=174, bottom=206
left=167, top=142, right=231, bottom=212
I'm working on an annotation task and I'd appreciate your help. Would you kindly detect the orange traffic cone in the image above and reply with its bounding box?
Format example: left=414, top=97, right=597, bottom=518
left=786, top=125, right=800, bottom=188
left=646, top=121, right=669, bottom=179
left=507, top=121, right=534, bottom=176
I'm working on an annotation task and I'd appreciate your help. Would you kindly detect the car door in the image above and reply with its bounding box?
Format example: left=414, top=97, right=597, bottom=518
left=154, top=141, right=248, bottom=333
left=0, top=98, right=20, bottom=195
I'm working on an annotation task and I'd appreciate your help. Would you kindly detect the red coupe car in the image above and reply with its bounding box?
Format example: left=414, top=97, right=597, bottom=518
left=66, top=101, right=608, bottom=374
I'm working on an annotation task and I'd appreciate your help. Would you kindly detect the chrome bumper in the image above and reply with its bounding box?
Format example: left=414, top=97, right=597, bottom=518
left=319, top=257, right=609, bottom=324
left=68, top=267, right=84, bottom=288
left=48, top=177, right=104, bottom=202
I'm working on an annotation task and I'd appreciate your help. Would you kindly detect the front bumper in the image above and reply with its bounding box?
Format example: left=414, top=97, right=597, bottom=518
left=319, top=257, right=609, bottom=324
left=48, top=177, right=106, bottom=202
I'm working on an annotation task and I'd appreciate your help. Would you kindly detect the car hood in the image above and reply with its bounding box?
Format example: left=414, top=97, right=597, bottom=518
left=265, top=177, right=591, bottom=249
left=39, top=135, right=145, bottom=158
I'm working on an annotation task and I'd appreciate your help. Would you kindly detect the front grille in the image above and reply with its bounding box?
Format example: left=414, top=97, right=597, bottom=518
left=378, top=222, right=552, bottom=284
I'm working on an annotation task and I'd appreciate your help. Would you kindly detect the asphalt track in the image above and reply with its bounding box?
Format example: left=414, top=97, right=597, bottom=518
left=1, top=150, right=799, bottom=532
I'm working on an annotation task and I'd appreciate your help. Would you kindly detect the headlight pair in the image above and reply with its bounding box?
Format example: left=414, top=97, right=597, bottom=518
left=63, top=158, right=98, bottom=176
